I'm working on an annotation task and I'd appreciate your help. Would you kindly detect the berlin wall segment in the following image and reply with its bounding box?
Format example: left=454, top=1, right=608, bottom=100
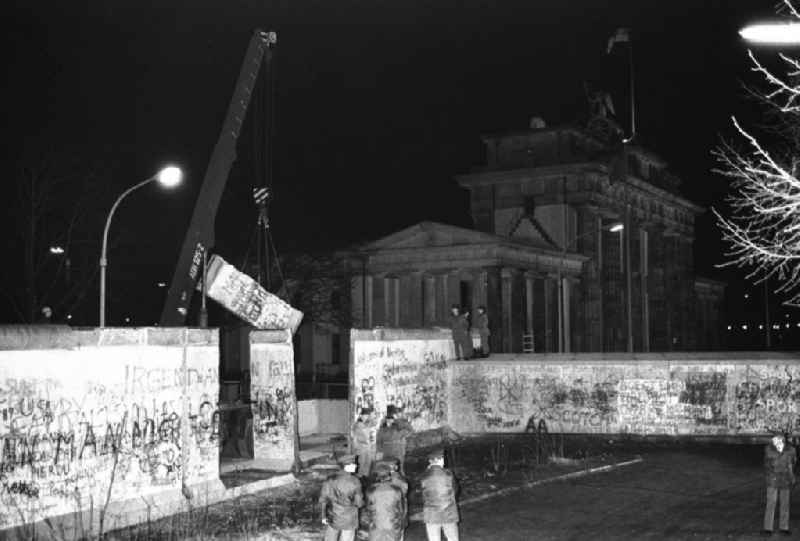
left=350, top=329, right=453, bottom=455
left=250, top=329, right=298, bottom=471
left=0, top=327, right=221, bottom=531
left=449, top=354, right=800, bottom=437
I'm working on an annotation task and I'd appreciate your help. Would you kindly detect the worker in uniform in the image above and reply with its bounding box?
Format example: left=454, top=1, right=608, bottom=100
left=420, top=448, right=460, bottom=541
left=365, top=463, right=405, bottom=541
left=319, top=454, right=364, bottom=541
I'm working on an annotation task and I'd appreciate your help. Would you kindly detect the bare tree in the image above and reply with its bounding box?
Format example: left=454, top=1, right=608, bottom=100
left=714, top=1, right=800, bottom=306
left=2, top=152, right=109, bottom=323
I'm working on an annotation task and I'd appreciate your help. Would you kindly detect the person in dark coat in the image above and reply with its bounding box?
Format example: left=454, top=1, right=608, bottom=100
left=471, top=306, right=490, bottom=358
left=319, top=454, right=364, bottom=541
left=373, top=458, right=409, bottom=534
left=376, top=406, right=414, bottom=475
left=420, top=448, right=460, bottom=541
left=351, top=407, right=374, bottom=478
left=763, top=432, right=797, bottom=535
left=448, top=305, right=473, bottom=360
left=365, top=466, right=406, bottom=541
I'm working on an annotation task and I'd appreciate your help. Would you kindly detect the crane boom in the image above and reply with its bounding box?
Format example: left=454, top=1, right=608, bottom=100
left=160, top=30, right=276, bottom=326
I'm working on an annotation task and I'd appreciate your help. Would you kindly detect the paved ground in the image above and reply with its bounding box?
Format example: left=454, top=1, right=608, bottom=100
left=401, top=445, right=791, bottom=541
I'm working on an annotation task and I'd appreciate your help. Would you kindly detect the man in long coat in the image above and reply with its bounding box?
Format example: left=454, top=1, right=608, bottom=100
left=420, top=448, right=460, bottom=541
left=763, top=432, right=797, bottom=535
left=319, top=454, right=364, bottom=541
left=365, top=465, right=406, bottom=541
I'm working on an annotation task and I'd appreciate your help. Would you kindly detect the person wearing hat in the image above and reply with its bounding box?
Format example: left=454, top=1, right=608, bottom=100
left=319, top=454, right=364, bottom=541
left=471, top=306, right=490, bottom=358
left=447, top=305, right=472, bottom=360
left=365, top=464, right=406, bottom=541
left=763, top=432, right=797, bottom=536
left=420, top=448, right=460, bottom=541
left=376, top=405, right=414, bottom=475
left=351, top=407, right=374, bottom=478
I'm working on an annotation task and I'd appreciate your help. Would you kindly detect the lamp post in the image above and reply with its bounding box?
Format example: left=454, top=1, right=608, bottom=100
left=99, top=166, right=182, bottom=327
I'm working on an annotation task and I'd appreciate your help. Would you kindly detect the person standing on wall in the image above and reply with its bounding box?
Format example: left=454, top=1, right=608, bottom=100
left=420, top=448, right=460, bottom=541
left=376, top=405, right=414, bottom=475
left=472, top=306, right=490, bottom=358
left=459, top=308, right=474, bottom=360
left=448, top=305, right=464, bottom=359
left=762, top=432, right=796, bottom=536
left=365, top=462, right=406, bottom=541
left=319, top=454, right=364, bottom=541
left=351, top=407, right=374, bottom=478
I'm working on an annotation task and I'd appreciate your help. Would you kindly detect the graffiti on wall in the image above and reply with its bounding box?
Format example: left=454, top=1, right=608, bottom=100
left=250, top=345, right=295, bottom=464
left=451, top=363, right=800, bottom=436
left=0, top=350, right=221, bottom=530
left=352, top=339, right=451, bottom=454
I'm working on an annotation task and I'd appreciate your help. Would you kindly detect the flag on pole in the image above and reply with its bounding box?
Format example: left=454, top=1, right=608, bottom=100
left=607, top=28, right=630, bottom=54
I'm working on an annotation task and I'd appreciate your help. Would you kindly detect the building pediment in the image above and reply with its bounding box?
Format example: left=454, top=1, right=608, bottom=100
left=360, top=221, right=504, bottom=251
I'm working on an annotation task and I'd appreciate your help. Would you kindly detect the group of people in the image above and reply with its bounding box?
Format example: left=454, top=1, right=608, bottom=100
left=448, top=305, right=489, bottom=360
left=318, top=406, right=460, bottom=540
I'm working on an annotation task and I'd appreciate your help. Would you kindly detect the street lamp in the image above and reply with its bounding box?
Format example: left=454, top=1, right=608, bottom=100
left=99, top=166, right=183, bottom=327
left=740, top=22, right=800, bottom=45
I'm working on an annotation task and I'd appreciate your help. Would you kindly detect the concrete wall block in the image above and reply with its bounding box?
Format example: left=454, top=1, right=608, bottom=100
left=250, top=340, right=297, bottom=471
left=98, top=327, right=147, bottom=346
left=250, top=329, right=291, bottom=345
left=449, top=356, right=800, bottom=437
left=0, top=325, right=80, bottom=350
left=0, top=333, right=223, bottom=532
left=351, top=336, right=452, bottom=456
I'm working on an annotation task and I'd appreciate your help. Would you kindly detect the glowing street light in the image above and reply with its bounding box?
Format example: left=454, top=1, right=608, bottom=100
left=740, top=22, right=800, bottom=45
left=609, top=223, right=624, bottom=233
left=49, top=245, right=65, bottom=255
left=99, top=165, right=183, bottom=327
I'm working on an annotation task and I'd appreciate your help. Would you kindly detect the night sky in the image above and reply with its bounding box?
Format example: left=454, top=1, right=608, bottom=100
left=4, top=0, right=794, bottom=339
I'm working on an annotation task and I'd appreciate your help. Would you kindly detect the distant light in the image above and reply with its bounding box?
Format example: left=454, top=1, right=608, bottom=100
left=49, top=246, right=65, bottom=255
left=156, top=166, right=183, bottom=188
left=744, top=294, right=749, bottom=299
left=609, top=223, right=624, bottom=233
left=796, top=322, right=800, bottom=328
left=125, top=317, right=131, bottom=323
left=742, top=324, right=748, bottom=330
left=727, top=325, right=732, bottom=331
left=759, top=324, right=764, bottom=330
left=786, top=323, right=791, bottom=329
left=66, top=314, right=72, bottom=320
left=157, top=282, right=167, bottom=288
left=740, top=22, right=800, bottom=45
left=773, top=324, right=781, bottom=330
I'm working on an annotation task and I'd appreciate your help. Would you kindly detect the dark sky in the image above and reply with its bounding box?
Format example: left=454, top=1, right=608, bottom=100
left=4, top=0, right=790, bottom=329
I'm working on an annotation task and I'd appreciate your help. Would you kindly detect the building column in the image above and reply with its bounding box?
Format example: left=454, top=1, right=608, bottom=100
left=562, top=276, right=571, bottom=353
left=525, top=273, right=535, bottom=339
left=372, top=274, right=385, bottom=327
left=406, top=272, right=423, bottom=327
left=485, top=267, right=503, bottom=353
left=423, top=274, right=436, bottom=326
left=447, top=270, right=461, bottom=310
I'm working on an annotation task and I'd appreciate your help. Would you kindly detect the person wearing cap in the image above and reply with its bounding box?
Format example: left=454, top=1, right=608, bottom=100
left=420, top=448, right=460, bottom=541
left=471, top=306, right=490, bottom=358
left=365, top=464, right=406, bottom=541
left=351, top=407, right=374, bottom=478
left=319, top=454, right=364, bottom=541
left=447, top=305, right=473, bottom=360
left=763, top=432, right=797, bottom=536
left=376, top=406, right=414, bottom=475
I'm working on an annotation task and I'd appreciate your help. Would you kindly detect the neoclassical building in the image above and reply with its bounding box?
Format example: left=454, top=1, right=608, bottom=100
left=292, top=123, right=725, bottom=375
left=346, top=124, right=723, bottom=353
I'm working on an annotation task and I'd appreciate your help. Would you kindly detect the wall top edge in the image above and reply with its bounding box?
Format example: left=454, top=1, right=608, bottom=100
left=250, top=329, right=292, bottom=344
left=450, top=351, right=800, bottom=366
left=0, top=325, right=219, bottom=350
left=351, top=327, right=452, bottom=342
